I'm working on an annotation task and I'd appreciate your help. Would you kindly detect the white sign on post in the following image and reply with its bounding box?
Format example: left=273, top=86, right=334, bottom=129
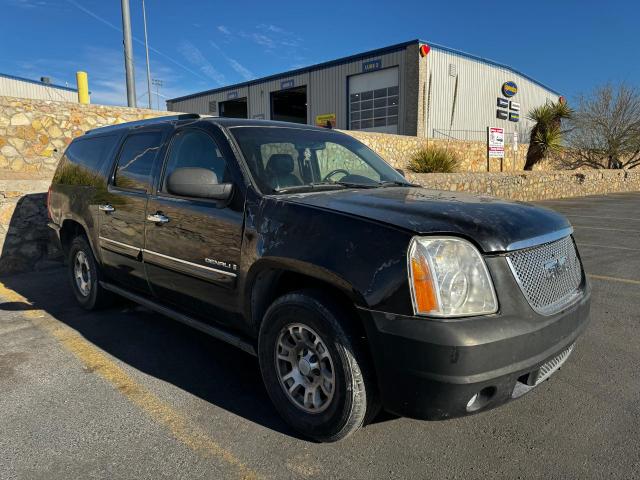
left=513, top=131, right=519, bottom=152
left=488, top=127, right=505, bottom=158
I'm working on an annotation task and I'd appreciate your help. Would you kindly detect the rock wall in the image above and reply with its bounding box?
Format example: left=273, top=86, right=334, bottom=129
left=1, top=95, right=638, bottom=276
left=0, top=177, right=58, bottom=275
left=405, top=170, right=640, bottom=202
left=0, top=96, right=173, bottom=174
left=342, top=129, right=551, bottom=172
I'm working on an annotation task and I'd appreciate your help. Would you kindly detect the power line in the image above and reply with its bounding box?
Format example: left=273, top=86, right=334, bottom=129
left=65, top=0, right=207, bottom=82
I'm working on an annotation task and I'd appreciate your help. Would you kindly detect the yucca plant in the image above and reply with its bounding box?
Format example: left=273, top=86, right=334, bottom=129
left=407, top=146, right=459, bottom=173
left=524, top=100, right=573, bottom=170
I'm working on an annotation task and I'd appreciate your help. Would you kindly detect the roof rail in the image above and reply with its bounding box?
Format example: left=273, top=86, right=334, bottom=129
left=85, top=113, right=201, bottom=135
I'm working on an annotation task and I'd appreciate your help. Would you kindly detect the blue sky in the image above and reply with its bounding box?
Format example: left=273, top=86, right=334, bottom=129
left=1, top=0, right=637, bottom=107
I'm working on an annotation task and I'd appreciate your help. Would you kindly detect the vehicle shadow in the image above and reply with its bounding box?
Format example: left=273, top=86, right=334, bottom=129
left=0, top=267, right=302, bottom=439
left=0, top=267, right=398, bottom=441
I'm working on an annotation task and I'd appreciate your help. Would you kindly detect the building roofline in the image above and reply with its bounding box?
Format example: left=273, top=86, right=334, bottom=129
left=423, top=41, right=561, bottom=96
left=0, top=72, right=78, bottom=93
left=167, top=39, right=560, bottom=103
left=167, top=40, right=418, bottom=103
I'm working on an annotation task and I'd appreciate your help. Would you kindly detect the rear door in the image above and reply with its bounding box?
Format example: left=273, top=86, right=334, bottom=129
left=98, top=127, right=169, bottom=293
left=143, top=124, right=246, bottom=325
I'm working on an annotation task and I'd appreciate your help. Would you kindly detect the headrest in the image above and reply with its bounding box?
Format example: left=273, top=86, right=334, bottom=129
left=266, top=154, right=295, bottom=175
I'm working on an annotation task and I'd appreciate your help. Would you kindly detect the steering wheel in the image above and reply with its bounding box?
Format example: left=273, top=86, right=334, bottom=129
left=322, top=169, right=350, bottom=182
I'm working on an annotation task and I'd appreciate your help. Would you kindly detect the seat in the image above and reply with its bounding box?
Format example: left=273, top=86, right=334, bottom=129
left=266, top=154, right=302, bottom=189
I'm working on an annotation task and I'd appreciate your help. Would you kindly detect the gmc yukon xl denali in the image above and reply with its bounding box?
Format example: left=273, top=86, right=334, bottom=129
left=48, top=115, right=591, bottom=442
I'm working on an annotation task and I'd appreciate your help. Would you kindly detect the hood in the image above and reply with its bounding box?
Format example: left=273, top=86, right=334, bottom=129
left=282, top=187, right=571, bottom=253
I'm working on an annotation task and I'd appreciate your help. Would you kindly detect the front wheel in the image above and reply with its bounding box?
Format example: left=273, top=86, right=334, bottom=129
left=258, top=290, right=379, bottom=442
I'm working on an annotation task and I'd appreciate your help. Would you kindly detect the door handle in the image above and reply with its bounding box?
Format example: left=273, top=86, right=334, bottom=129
left=99, top=204, right=115, bottom=213
left=146, top=213, right=170, bottom=224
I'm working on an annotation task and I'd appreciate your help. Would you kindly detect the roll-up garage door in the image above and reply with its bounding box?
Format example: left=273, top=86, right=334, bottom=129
left=348, top=67, right=399, bottom=134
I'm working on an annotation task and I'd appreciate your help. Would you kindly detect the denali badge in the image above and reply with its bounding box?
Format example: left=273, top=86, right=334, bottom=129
left=543, top=255, right=568, bottom=279
left=205, top=258, right=238, bottom=271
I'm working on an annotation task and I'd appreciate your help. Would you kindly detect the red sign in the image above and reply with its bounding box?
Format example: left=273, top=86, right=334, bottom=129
left=419, top=44, right=430, bottom=57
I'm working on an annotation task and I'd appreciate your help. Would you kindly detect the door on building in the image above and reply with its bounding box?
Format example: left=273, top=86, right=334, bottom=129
left=219, top=98, right=248, bottom=118
left=348, top=67, right=399, bottom=134
left=270, top=86, right=307, bottom=124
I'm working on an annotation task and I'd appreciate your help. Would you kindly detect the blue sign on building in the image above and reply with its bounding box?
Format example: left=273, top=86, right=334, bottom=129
left=502, top=81, right=518, bottom=97
left=362, top=59, right=382, bottom=72
left=280, top=79, right=294, bottom=90
left=227, top=91, right=238, bottom=100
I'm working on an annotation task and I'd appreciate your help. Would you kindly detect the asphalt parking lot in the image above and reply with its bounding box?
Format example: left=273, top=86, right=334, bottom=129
left=1, top=192, right=639, bottom=479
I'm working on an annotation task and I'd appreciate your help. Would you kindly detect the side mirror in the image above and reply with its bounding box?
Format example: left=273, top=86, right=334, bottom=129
left=395, top=168, right=406, bottom=177
left=167, top=167, right=232, bottom=201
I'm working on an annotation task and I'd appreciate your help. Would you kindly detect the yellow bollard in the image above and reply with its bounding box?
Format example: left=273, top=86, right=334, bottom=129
left=76, top=71, right=90, bottom=104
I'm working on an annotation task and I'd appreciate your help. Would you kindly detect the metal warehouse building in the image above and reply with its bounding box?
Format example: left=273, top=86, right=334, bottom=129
left=167, top=39, right=560, bottom=139
left=0, top=73, right=78, bottom=103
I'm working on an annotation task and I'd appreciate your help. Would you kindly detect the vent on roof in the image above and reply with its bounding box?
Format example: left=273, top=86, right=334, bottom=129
left=209, top=101, right=217, bottom=113
left=40, top=76, right=51, bottom=84
left=448, top=64, right=457, bottom=77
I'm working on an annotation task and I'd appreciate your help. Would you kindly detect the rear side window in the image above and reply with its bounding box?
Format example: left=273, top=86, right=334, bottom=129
left=113, top=132, right=163, bottom=191
left=53, top=134, right=118, bottom=185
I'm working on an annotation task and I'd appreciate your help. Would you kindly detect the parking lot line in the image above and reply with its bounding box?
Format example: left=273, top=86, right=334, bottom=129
left=576, top=243, right=640, bottom=252
left=573, top=225, right=640, bottom=233
left=587, top=274, right=640, bottom=286
left=563, top=214, right=640, bottom=222
left=0, top=281, right=261, bottom=480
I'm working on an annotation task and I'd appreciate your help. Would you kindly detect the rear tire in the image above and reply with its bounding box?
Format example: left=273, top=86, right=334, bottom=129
left=258, top=290, right=379, bottom=442
left=68, top=235, right=113, bottom=310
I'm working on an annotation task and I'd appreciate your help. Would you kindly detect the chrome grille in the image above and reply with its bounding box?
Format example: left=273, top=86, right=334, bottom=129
left=535, top=344, right=574, bottom=385
left=506, top=235, right=583, bottom=315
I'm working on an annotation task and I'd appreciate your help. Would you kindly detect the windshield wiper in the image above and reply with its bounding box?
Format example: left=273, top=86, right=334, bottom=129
left=274, top=182, right=348, bottom=194
left=377, top=180, right=418, bottom=187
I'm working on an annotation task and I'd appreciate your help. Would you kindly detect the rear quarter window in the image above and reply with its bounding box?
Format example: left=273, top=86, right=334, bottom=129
left=53, top=134, right=119, bottom=186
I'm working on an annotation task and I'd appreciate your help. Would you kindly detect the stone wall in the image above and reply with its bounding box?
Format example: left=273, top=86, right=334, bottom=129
left=0, top=96, right=173, bottom=174
left=0, top=95, right=638, bottom=276
left=342, top=129, right=551, bottom=172
left=405, top=170, right=640, bottom=202
left=0, top=177, right=58, bottom=275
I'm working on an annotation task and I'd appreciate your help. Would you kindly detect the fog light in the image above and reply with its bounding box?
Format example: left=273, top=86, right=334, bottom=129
left=466, top=386, right=496, bottom=412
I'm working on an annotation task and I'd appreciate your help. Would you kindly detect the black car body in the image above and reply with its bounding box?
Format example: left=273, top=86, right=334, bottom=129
left=48, top=116, right=591, bottom=441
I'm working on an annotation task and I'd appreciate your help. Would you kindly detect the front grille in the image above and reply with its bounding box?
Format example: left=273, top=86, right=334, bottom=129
left=506, top=235, right=583, bottom=315
left=535, top=344, right=574, bottom=385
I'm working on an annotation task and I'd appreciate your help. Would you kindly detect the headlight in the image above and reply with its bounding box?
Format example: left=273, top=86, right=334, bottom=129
left=408, top=237, right=498, bottom=317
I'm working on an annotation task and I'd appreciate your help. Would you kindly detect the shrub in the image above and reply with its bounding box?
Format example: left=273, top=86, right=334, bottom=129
left=407, top=146, right=459, bottom=173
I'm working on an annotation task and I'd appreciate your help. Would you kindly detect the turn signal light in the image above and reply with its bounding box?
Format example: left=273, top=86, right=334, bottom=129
left=410, top=256, right=438, bottom=313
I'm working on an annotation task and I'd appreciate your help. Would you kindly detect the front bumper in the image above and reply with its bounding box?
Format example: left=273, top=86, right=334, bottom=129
left=359, top=257, right=592, bottom=420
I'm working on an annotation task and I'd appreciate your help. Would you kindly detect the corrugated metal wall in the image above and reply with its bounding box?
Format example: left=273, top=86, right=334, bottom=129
left=0, top=75, right=77, bottom=103
left=424, top=48, right=559, bottom=140
left=248, top=71, right=310, bottom=120
left=167, top=49, right=410, bottom=132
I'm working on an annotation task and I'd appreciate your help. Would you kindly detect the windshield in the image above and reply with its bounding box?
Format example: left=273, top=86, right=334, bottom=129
left=229, top=126, right=410, bottom=193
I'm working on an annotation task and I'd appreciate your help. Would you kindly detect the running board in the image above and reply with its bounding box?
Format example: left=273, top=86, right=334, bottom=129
left=100, top=281, right=256, bottom=356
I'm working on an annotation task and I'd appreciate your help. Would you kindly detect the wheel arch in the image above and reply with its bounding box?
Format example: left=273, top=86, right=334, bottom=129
left=245, top=258, right=367, bottom=334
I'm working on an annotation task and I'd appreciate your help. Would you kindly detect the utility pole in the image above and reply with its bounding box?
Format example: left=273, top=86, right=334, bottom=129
left=120, top=0, right=137, bottom=107
left=152, top=78, right=163, bottom=110
left=142, top=0, right=153, bottom=109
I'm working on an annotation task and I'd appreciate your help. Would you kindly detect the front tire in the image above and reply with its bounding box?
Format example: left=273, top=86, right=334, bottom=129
left=258, top=290, right=378, bottom=442
left=68, top=235, right=113, bottom=310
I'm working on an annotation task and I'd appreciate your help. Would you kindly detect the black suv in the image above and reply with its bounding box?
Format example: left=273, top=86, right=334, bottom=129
left=48, top=115, right=591, bottom=442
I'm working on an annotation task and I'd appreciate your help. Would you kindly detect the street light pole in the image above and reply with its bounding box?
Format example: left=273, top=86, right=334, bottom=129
left=120, top=0, right=137, bottom=107
left=142, top=0, right=153, bottom=109
left=152, top=78, right=163, bottom=110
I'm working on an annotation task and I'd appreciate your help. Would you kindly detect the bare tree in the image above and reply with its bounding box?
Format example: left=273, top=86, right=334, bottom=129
left=564, top=83, right=640, bottom=169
